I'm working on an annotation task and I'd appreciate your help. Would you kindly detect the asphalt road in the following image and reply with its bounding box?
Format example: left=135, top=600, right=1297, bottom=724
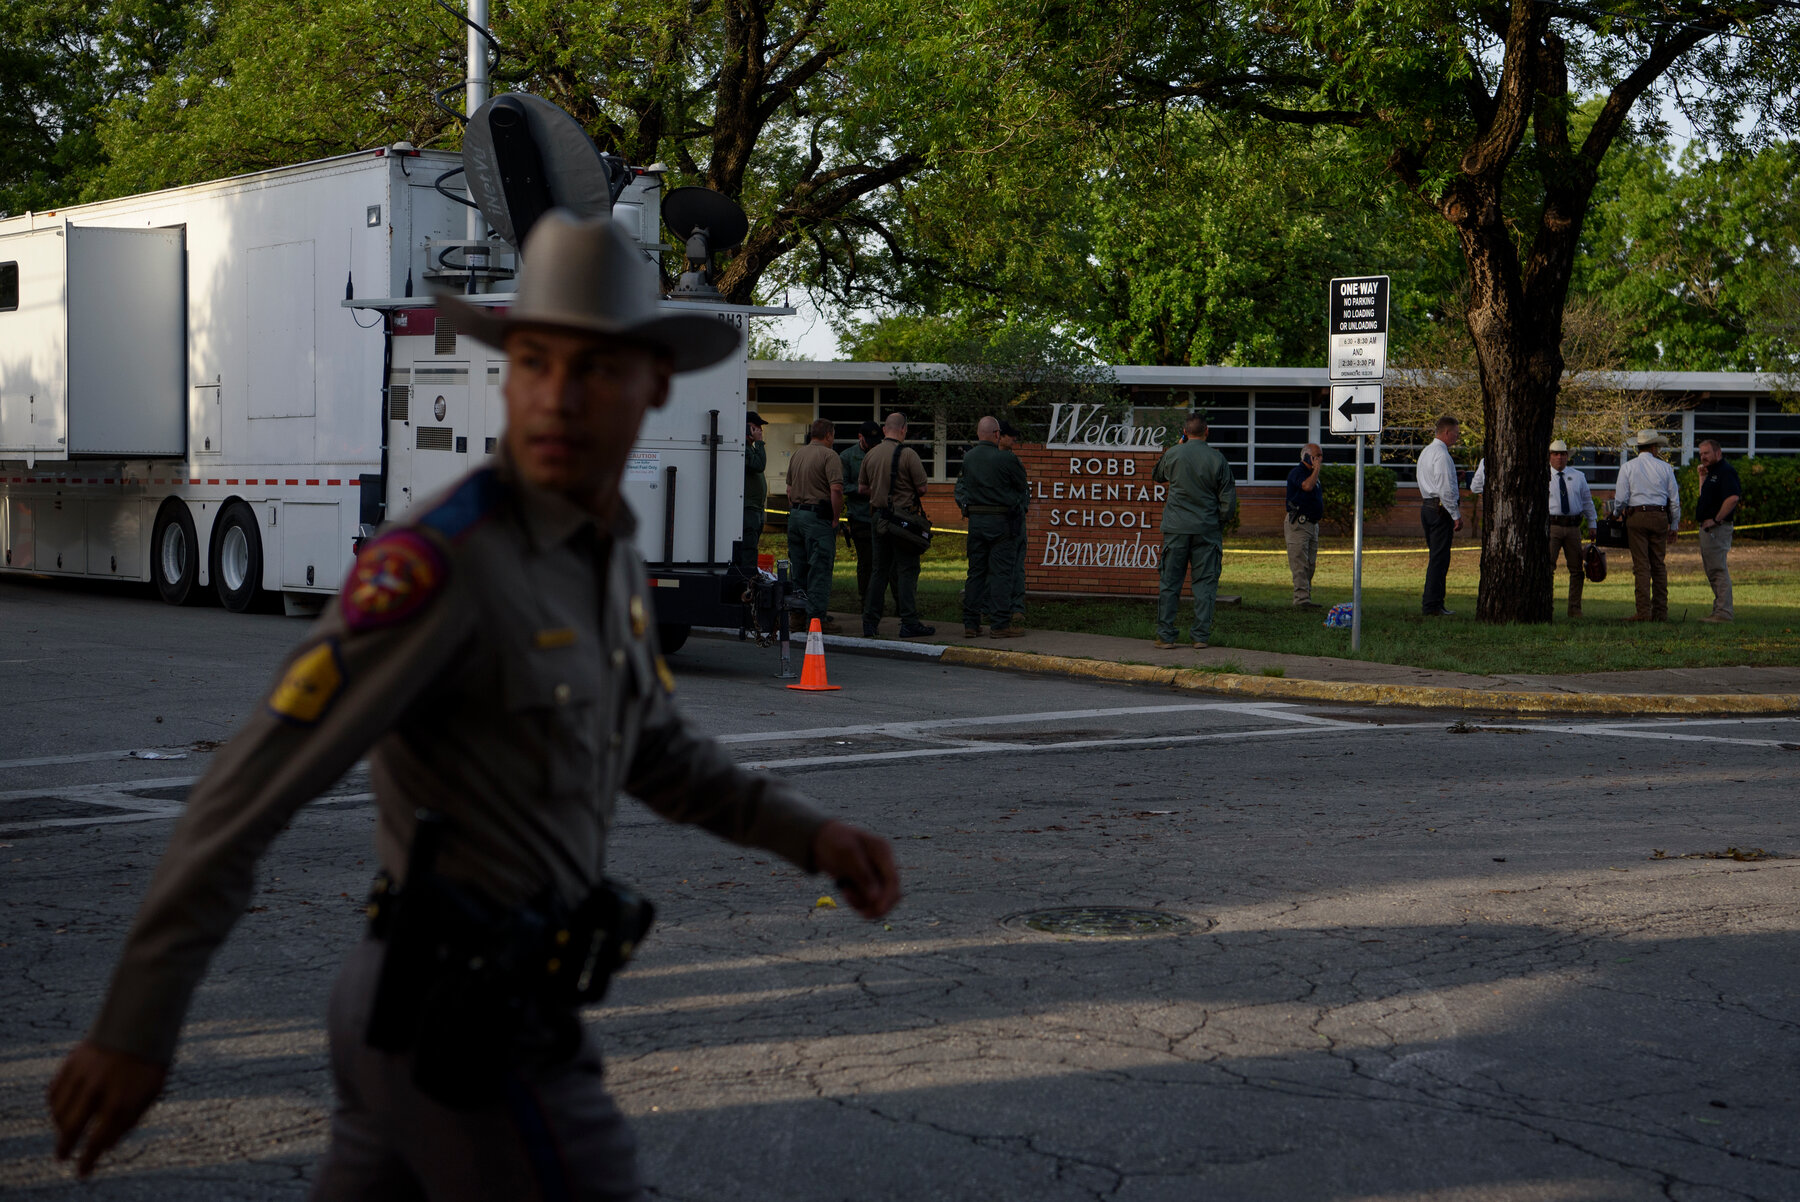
left=3, top=576, right=1798, bottom=1201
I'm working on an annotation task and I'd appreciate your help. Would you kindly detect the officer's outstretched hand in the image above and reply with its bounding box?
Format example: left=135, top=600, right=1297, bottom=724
left=47, top=1040, right=168, bottom=1177
left=813, top=820, right=902, bottom=919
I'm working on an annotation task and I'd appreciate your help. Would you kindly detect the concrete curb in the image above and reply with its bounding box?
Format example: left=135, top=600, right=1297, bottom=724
left=937, top=646, right=1800, bottom=716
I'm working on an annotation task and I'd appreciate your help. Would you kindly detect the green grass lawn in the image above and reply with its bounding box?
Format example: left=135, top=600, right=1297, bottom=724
left=765, top=531, right=1800, bottom=676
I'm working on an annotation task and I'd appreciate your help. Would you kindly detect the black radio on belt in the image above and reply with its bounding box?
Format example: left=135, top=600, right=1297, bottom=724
left=363, top=809, right=656, bottom=1107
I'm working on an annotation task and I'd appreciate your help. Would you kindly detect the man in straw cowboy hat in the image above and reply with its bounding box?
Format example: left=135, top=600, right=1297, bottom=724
left=1613, top=428, right=1681, bottom=621
left=1546, top=439, right=1597, bottom=618
left=48, top=210, right=901, bottom=1198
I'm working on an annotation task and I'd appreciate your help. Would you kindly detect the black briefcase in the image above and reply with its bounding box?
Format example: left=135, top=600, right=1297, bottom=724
left=1593, top=517, right=1630, bottom=549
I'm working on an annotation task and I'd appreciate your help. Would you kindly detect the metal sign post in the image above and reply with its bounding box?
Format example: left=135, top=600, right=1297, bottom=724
left=1327, top=276, right=1390, bottom=654
left=1352, top=435, right=1365, bottom=651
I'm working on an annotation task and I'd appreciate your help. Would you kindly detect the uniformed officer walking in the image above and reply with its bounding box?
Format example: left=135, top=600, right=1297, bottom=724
left=47, top=212, right=901, bottom=1198
left=1152, top=413, right=1238, bottom=650
left=785, top=418, right=845, bottom=632
left=1545, top=439, right=1597, bottom=618
left=955, top=416, right=1029, bottom=637
left=1614, top=428, right=1681, bottom=622
left=740, top=410, right=769, bottom=572
left=859, top=412, right=936, bottom=638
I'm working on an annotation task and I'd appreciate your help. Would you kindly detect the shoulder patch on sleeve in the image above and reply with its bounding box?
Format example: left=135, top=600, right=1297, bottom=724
left=417, top=468, right=501, bottom=543
left=340, top=529, right=449, bottom=632
left=268, top=639, right=346, bottom=725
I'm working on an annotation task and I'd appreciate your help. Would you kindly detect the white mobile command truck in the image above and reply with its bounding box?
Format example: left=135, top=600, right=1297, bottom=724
left=0, top=105, right=772, bottom=652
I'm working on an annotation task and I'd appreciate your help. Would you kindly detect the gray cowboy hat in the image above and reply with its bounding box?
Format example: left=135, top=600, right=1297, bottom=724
left=436, top=209, right=740, bottom=373
left=1633, top=429, right=1670, bottom=448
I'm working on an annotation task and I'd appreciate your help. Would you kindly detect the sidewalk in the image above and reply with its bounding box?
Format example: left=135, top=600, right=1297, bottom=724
left=805, top=618, right=1800, bottom=715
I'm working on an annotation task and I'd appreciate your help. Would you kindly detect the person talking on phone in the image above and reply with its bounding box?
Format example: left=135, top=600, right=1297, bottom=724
left=1284, top=443, right=1325, bottom=609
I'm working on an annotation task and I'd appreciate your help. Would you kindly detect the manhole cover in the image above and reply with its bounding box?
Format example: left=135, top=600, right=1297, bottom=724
left=1000, top=906, right=1201, bottom=938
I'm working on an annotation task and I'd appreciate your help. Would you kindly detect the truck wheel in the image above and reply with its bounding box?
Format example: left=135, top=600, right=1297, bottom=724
left=151, top=500, right=201, bottom=606
left=212, top=502, right=263, bottom=613
left=657, top=623, right=691, bottom=654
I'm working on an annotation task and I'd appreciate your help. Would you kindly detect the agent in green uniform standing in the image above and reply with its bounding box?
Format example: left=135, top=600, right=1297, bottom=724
left=955, top=416, right=1029, bottom=637
left=839, top=419, right=896, bottom=612
left=998, top=420, right=1029, bottom=623
left=739, top=411, right=768, bottom=573
left=1152, top=413, right=1238, bottom=649
left=785, top=419, right=844, bottom=632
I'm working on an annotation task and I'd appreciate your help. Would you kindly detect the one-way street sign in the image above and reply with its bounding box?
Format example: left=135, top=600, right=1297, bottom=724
left=1329, top=384, right=1383, bottom=436
left=1328, top=275, right=1390, bottom=381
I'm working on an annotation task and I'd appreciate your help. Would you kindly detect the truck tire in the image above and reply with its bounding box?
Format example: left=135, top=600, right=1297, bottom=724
left=657, top=623, right=691, bottom=654
left=151, top=499, right=201, bottom=606
left=211, top=501, right=263, bottom=613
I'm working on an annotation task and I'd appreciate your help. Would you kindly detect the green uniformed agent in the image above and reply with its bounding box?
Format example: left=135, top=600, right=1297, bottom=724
left=997, top=420, right=1029, bottom=622
left=740, top=410, right=769, bottom=573
left=839, top=419, right=898, bottom=613
left=47, top=212, right=902, bottom=1197
left=784, top=418, right=844, bottom=632
left=859, top=412, right=936, bottom=638
left=955, top=415, right=1029, bottom=637
left=1152, top=412, right=1238, bottom=649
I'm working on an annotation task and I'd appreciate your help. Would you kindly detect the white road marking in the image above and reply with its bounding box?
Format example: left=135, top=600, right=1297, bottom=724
left=0, top=775, right=198, bottom=804
left=0, top=748, right=193, bottom=771
left=715, top=702, right=1335, bottom=745
left=746, top=720, right=1445, bottom=771
left=1487, top=722, right=1800, bottom=749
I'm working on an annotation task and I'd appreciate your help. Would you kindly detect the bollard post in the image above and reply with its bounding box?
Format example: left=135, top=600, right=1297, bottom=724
left=773, top=559, right=797, bottom=679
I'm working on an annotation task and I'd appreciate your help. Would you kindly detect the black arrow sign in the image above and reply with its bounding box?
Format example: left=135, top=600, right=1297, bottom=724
left=1337, top=393, right=1378, bottom=420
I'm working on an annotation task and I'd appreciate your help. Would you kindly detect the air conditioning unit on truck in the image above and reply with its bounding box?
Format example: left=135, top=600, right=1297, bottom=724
left=0, top=95, right=777, bottom=653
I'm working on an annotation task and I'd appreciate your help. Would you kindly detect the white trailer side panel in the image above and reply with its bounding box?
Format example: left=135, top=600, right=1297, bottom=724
left=66, top=225, right=186, bottom=456
left=626, top=305, right=748, bottom=567
left=0, top=224, right=71, bottom=461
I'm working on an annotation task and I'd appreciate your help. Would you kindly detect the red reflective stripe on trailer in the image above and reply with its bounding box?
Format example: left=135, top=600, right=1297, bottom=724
left=306, top=479, right=319, bottom=485
left=190, top=478, right=201, bottom=484
left=207, top=479, right=219, bottom=485
left=226, top=479, right=238, bottom=484
left=327, top=478, right=341, bottom=485
left=286, top=479, right=299, bottom=486
left=104, top=478, right=115, bottom=484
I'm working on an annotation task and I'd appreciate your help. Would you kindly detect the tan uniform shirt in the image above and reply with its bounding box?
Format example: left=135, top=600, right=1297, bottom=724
left=859, top=438, right=928, bottom=511
left=785, top=443, right=843, bottom=506
left=91, top=463, right=827, bottom=1064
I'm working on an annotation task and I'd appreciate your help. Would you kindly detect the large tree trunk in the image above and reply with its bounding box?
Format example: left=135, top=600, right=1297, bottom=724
left=1444, top=169, right=1562, bottom=624
left=1468, top=298, right=1559, bottom=624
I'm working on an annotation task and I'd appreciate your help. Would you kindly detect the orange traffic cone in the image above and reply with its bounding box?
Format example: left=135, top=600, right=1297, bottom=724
left=787, top=619, right=842, bottom=692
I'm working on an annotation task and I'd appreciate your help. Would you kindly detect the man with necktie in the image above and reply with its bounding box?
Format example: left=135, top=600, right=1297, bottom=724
left=1546, top=440, right=1597, bottom=618
left=1414, top=414, right=1463, bottom=617
left=1613, top=429, right=1681, bottom=622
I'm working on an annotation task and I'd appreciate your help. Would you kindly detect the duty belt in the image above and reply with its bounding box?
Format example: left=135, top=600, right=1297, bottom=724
left=1623, top=504, right=1668, bottom=515
left=1549, top=515, right=1583, bottom=526
left=967, top=505, right=1012, bottom=515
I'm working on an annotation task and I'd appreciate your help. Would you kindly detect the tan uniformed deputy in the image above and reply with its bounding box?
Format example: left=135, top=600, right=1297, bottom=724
left=47, top=212, right=901, bottom=1197
left=784, top=418, right=845, bottom=632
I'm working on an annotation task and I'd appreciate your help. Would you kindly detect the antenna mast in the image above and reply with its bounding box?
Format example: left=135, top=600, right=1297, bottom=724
left=466, top=0, right=490, bottom=244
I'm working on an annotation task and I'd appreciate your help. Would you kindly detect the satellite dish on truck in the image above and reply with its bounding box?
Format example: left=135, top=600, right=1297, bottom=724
left=462, top=93, right=630, bottom=250
left=663, top=186, right=749, bottom=300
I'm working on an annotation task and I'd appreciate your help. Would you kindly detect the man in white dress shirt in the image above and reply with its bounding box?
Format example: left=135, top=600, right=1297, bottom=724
left=1415, top=414, right=1463, bottom=616
left=1613, top=428, right=1681, bottom=622
left=1546, top=440, right=1597, bottom=618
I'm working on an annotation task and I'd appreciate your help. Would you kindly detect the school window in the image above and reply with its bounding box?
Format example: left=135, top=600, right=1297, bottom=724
left=0, top=262, right=17, bottom=312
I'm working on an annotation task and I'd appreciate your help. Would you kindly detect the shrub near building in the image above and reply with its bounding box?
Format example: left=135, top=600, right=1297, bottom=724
left=1678, top=457, right=1800, bottom=538
left=1319, top=464, right=1398, bottom=534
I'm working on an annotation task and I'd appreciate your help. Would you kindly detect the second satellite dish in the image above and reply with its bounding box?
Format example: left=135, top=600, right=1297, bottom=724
left=664, top=186, right=750, bottom=299
left=462, top=93, right=630, bottom=250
